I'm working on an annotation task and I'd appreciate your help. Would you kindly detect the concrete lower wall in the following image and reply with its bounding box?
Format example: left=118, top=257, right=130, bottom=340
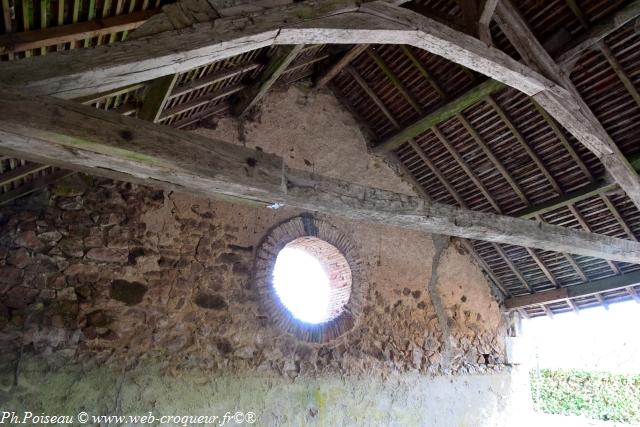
left=0, top=356, right=531, bottom=427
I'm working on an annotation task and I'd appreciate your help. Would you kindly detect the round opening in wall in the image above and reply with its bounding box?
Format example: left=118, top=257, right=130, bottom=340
left=272, top=237, right=352, bottom=325
left=255, top=216, right=365, bottom=343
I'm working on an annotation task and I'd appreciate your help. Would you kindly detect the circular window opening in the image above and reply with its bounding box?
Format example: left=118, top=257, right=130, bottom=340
left=272, top=236, right=352, bottom=325
left=255, top=216, right=365, bottom=343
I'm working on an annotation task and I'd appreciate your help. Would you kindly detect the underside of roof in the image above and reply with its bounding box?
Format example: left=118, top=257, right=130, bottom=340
left=1, top=0, right=640, bottom=317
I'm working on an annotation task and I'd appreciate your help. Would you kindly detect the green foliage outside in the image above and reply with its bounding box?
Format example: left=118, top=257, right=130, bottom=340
left=530, top=368, right=640, bottom=424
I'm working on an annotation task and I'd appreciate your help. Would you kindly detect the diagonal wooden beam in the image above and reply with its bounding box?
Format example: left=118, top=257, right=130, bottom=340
left=234, top=44, right=304, bottom=117
left=479, top=0, right=499, bottom=44
left=374, top=79, right=505, bottom=153
left=315, top=44, right=369, bottom=88
left=505, top=270, right=640, bottom=309
left=138, top=74, right=180, bottom=123
left=0, top=1, right=552, bottom=99
left=564, top=0, right=589, bottom=29
left=4, top=90, right=640, bottom=264
left=495, top=0, right=640, bottom=213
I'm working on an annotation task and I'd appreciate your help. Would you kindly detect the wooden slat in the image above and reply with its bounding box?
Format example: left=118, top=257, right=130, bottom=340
left=169, top=62, right=261, bottom=99
left=160, top=84, right=245, bottom=121
left=0, top=163, right=50, bottom=186
left=0, top=9, right=160, bottom=55
left=4, top=90, right=640, bottom=263
left=0, top=169, right=74, bottom=205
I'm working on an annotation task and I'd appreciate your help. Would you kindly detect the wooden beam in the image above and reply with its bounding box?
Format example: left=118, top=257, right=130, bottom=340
left=479, top=0, right=499, bottom=44
left=3, top=91, right=640, bottom=263
left=515, top=181, right=618, bottom=219
left=234, top=44, right=304, bottom=117
left=505, top=270, right=640, bottom=309
left=555, top=0, right=640, bottom=67
left=0, top=1, right=554, bottom=99
left=138, top=74, right=179, bottom=123
left=564, top=0, right=589, bottom=29
left=315, top=44, right=369, bottom=88
left=0, top=9, right=159, bottom=55
left=374, top=79, right=505, bottom=153
left=495, top=0, right=640, bottom=213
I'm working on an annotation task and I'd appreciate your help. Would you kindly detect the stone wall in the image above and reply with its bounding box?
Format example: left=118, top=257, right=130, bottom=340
left=0, top=86, right=517, bottom=425
left=0, top=175, right=505, bottom=376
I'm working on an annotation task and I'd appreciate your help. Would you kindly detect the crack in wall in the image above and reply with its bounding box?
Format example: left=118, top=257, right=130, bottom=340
left=427, top=234, right=452, bottom=371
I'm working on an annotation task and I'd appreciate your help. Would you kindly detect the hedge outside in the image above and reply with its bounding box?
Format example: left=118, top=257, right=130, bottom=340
left=530, top=368, right=640, bottom=424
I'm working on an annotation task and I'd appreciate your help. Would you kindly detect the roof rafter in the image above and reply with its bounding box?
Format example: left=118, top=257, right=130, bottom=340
left=505, top=270, right=640, bottom=309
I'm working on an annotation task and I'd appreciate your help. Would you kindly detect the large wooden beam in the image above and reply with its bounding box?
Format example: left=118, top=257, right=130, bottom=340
left=0, top=1, right=551, bottom=99
left=3, top=90, right=640, bottom=264
left=505, top=270, right=640, bottom=309
left=375, top=79, right=505, bottom=152
left=495, top=0, right=640, bottom=212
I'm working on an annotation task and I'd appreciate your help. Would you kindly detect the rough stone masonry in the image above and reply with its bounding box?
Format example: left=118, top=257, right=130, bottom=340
left=0, top=87, right=508, bottom=381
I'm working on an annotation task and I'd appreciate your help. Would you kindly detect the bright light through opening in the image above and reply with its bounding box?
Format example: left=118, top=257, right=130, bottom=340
left=272, top=247, right=331, bottom=324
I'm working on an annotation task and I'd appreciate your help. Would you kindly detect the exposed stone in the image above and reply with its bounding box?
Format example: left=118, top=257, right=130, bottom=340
left=194, top=292, right=228, bottom=310
left=86, top=248, right=128, bottom=263
left=86, top=310, right=111, bottom=328
left=14, top=230, right=44, bottom=251
left=38, top=230, right=63, bottom=245
left=0, top=303, right=8, bottom=329
left=110, top=280, right=148, bottom=305
left=234, top=345, right=256, bottom=359
left=58, top=239, right=84, bottom=258
left=57, top=287, right=78, bottom=301
left=7, top=248, right=30, bottom=269
left=5, top=286, right=39, bottom=309
left=0, top=267, right=24, bottom=285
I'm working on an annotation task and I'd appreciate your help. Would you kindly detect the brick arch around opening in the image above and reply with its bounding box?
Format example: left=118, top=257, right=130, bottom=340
left=254, top=215, right=366, bottom=344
